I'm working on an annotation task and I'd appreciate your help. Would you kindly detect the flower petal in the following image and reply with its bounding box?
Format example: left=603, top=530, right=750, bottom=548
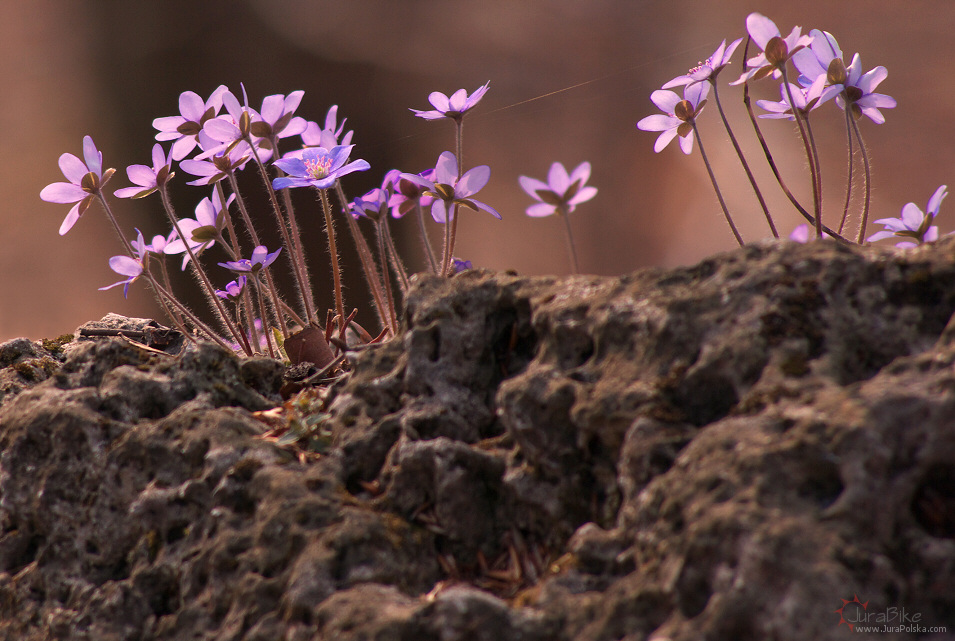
left=547, top=162, right=570, bottom=193
left=746, top=13, right=780, bottom=50
left=58, top=152, right=88, bottom=184
left=525, top=202, right=556, bottom=217
left=40, top=181, right=86, bottom=204
left=434, top=152, right=458, bottom=184
left=456, top=165, right=490, bottom=197
left=427, top=91, right=450, bottom=113
left=518, top=175, right=549, bottom=199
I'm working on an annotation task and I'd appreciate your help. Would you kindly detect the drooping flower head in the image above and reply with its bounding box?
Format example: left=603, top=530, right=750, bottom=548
left=350, top=187, right=390, bottom=222
left=519, top=161, right=598, bottom=217
left=756, top=78, right=827, bottom=121
left=215, top=275, right=247, bottom=300
left=399, top=151, right=501, bottom=222
left=40, top=135, right=116, bottom=235
left=664, top=38, right=743, bottom=88
left=99, top=229, right=147, bottom=298
left=731, top=13, right=813, bottom=85
left=218, top=245, right=283, bottom=275
left=636, top=82, right=710, bottom=155
left=114, top=143, right=174, bottom=199
left=153, top=85, right=228, bottom=161
left=411, top=81, right=490, bottom=121
left=384, top=168, right=436, bottom=218
left=165, top=188, right=235, bottom=268
left=867, top=185, right=948, bottom=248
left=179, top=140, right=252, bottom=186
left=272, top=145, right=370, bottom=191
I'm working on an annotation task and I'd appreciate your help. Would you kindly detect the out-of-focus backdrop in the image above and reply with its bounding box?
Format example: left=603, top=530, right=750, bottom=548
left=4, top=0, right=952, bottom=341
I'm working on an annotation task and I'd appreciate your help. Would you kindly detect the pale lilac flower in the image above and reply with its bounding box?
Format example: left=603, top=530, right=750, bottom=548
left=165, top=188, right=235, bottom=267
left=215, top=275, right=247, bottom=300
left=114, top=143, right=173, bottom=199
left=384, top=168, right=435, bottom=218
left=731, top=13, right=813, bottom=85
left=399, top=151, right=500, bottom=222
left=411, top=81, right=490, bottom=121
left=299, top=105, right=354, bottom=151
left=218, top=245, right=282, bottom=274
left=788, top=223, right=834, bottom=243
left=134, top=229, right=179, bottom=255
left=792, top=29, right=843, bottom=88
left=756, top=77, right=827, bottom=121
left=153, top=85, right=228, bottom=160
left=249, top=90, right=308, bottom=142
left=179, top=141, right=251, bottom=186
left=99, top=230, right=147, bottom=298
left=272, top=145, right=370, bottom=191
left=825, top=54, right=896, bottom=124
left=201, top=86, right=273, bottom=162
left=867, top=185, right=948, bottom=248
left=40, top=135, right=115, bottom=235
left=636, top=82, right=709, bottom=155
left=519, top=161, right=597, bottom=217
left=663, top=38, right=743, bottom=88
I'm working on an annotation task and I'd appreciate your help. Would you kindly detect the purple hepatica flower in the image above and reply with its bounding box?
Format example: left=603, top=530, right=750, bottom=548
left=153, top=85, right=228, bottom=161
left=636, top=82, right=709, bottom=155
left=99, top=230, right=147, bottom=298
left=250, top=91, right=308, bottom=141
left=218, top=245, right=282, bottom=275
left=165, top=188, right=235, bottom=268
left=114, top=143, right=173, bottom=199
left=519, top=161, right=597, bottom=217
left=451, top=258, right=472, bottom=273
left=663, top=38, right=743, bottom=88
left=756, top=77, right=827, bottom=121
left=179, top=140, right=251, bottom=186
left=40, top=135, right=116, bottom=235
left=731, top=13, right=813, bottom=85
left=133, top=229, right=179, bottom=256
left=201, top=86, right=273, bottom=162
left=301, top=105, right=354, bottom=149
left=272, top=145, right=370, bottom=191
left=384, top=168, right=436, bottom=218
left=825, top=55, right=896, bottom=124
left=350, top=187, right=390, bottom=221
left=867, top=185, right=948, bottom=248
left=410, top=81, right=490, bottom=121
left=215, top=275, right=247, bottom=300
left=399, top=151, right=501, bottom=222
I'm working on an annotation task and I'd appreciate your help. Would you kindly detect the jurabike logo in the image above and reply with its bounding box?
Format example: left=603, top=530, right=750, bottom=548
left=834, top=595, right=924, bottom=631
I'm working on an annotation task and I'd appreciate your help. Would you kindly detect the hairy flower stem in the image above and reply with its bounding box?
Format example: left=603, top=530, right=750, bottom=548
left=250, top=276, right=277, bottom=358
left=239, top=287, right=261, bottom=353
left=148, top=276, right=237, bottom=352
left=157, top=186, right=253, bottom=354
left=781, top=70, right=823, bottom=238
left=381, top=216, right=410, bottom=294
left=839, top=108, right=855, bottom=234
left=226, top=172, right=290, bottom=338
left=374, top=220, right=399, bottom=333
left=444, top=118, right=465, bottom=277
left=557, top=206, right=581, bottom=274
left=440, top=204, right=458, bottom=277
left=332, top=181, right=393, bottom=336
left=850, top=116, right=872, bottom=243
left=414, top=201, right=440, bottom=274
left=690, top=122, right=744, bottom=246
left=740, top=76, right=847, bottom=242
left=213, top=182, right=245, bottom=261
left=712, top=81, right=777, bottom=238
left=248, top=145, right=316, bottom=323
left=317, top=188, right=346, bottom=333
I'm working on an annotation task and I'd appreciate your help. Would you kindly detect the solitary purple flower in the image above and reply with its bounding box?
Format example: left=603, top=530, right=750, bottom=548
left=215, top=275, right=247, bottom=300
left=636, top=82, right=709, bottom=154
left=99, top=230, right=147, bottom=298
left=153, top=86, right=228, bottom=160
left=40, top=135, right=116, bottom=235
left=272, top=145, right=370, bottom=191
left=399, top=151, right=500, bottom=222
left=824, top=55, right=896, bottom=124
left=867, top=185, right=948, bottom=248
left=731, top=13, right=813, bottom=85
left=519, top=161, right=597, bottom=217
left=451, top=258, right=473, bottom=273
left=114, top=143, right=173, bottom=199
left=411, top=81, right=490, bottom=121
left=384, top=168, right=435, bottom=218
left=663, top=38, right=743, bottom=88
left=218, top=245, right=282, bottom=274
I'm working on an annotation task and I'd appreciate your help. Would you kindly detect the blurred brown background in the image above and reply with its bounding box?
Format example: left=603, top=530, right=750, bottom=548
left=4, top=0, right=953, bottom=341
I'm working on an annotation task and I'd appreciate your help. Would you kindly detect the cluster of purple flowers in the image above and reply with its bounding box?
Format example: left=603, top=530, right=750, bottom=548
left=636, top=12, right=943, bottom=248
left=41, top=79, right=597, bottom=358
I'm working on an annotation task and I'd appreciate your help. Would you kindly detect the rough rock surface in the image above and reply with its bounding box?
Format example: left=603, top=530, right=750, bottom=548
left=1, top=238, right=955, bottom=640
